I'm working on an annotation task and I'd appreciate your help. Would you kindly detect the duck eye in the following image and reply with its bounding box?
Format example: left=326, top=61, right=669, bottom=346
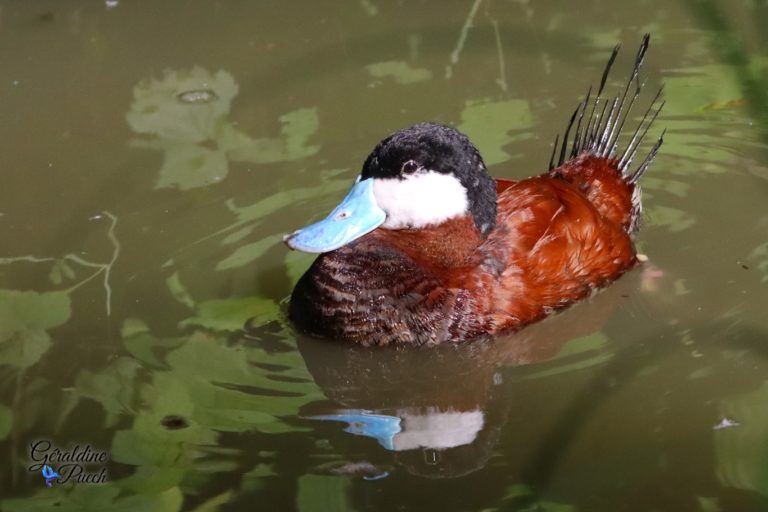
left=401, top=160, right=419, bottom=174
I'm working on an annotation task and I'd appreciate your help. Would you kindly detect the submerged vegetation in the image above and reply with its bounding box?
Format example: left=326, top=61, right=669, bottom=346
left=0, top=0, right=766, bottom=510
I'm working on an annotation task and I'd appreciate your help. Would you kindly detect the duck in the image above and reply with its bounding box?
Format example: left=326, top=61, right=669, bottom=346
left=284, top=34, right=665, bottom=346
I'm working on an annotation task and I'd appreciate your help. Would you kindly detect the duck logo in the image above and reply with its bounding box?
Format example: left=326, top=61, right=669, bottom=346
left=41, top=465, right=60, bottom=487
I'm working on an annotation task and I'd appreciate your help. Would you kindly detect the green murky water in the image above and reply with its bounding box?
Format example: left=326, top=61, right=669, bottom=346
left=0, top=1, right=767, bottom=510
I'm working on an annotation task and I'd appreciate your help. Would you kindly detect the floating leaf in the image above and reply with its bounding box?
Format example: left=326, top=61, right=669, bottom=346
left=658, top=128, right=743, bottom=168
left=221, top=226, right=254, bottom=245
left=0, top=290, right=71, bottom=332
left=118, top=486, right=185, bottom=512
left=221, top=108, right=320, bottom=164
left=124, top=331, right=185, bottom=368
left=197, top=167, right=349, bottom=249
left=116, top=465, right=187, bottom=495
left=1, top=486, right=121, bottom=512
left=642, top=177, right=690, bottom=197
left=127, top=67, right=238, bottom=143
left=663, top=65, right=743, bottom=117
left=216, top=124, right=280, bottom=160
left=48, top=260, right=78, bottom=285
left=122, top=318, right=165, bottom=367
left=113, top=320, right=320, bottom=442
left=188, top=491, right=234, bottom=512
left=697, top=496, right=722, bottom=512
left=241, top=463, right=276, bottom=492
left=243, top=463, right=277, bottom=478
left=297, top=475, right=351, bottom=512
left=165, top=333, right=320, bottom=413
left=646, top=205, right=696, bottom=232
left=122, top=318, right=150, bottom=338
left=503, top=483, right=534, bottom=500
left=180, top=296, right=280, bottom=332
left=164, top=337, right=310, bottom=394
left=0, top=485, right=182, bottom=512
left=112, top=413, right=213, bottom=470
left=225, top=171, right=349, bottom=223
left=182, top=380, right=277, bottom=431
left=659, top=64, right=766, bottom=169
left=49, top=262, right=63, bottom=285
left=0, top=290, right=71, bottom=368
left=138, top=372, right=196, bottom=427
left=216, top=233, right=283, bottom=270
left=365, top=60, right=433, bottom=84
left=129, top=341, right=317, bottom=434
left=585, top=29, right=622, bottom=54
left=518, top=332, right=613, bottom=380
left=555, top=331, right=609, bottom=358
left=75, top=357, right=141, bottom=425
left=0, top=330, right=52, bottom=369
left=458, top=98, right=533, bottom=166
left=281, top=108, right=321, bottom=161
left=166, top=272, right=195, bottom=309
left=155, top=143, right=228, bottom=190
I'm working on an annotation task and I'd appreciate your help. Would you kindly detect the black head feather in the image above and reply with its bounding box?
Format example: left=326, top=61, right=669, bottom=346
left=360, top=123, right=497, bottom=237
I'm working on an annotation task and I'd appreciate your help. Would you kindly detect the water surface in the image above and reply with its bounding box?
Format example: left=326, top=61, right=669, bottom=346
left=0, top=1, right=767, bottom=510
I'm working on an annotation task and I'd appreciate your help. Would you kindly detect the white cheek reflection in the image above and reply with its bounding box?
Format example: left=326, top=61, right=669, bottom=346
left=391, top=408, right=485, bottom=451
left=372, top=171, right=469, bottom=229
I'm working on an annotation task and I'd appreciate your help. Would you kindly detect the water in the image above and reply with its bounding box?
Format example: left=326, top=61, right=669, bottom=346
left=0, top=0, right=766, bottom=510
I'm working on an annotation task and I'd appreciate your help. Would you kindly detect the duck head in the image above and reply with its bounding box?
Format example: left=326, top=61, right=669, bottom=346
left=284, top=123, right=497, bottom=253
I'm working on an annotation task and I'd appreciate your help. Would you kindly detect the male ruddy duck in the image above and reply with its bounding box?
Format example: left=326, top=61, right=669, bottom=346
left=284, top=35, right=664, bottom=346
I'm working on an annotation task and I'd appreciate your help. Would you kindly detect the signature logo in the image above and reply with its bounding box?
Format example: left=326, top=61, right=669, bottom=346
left=29, top=440, right=108, bottom=486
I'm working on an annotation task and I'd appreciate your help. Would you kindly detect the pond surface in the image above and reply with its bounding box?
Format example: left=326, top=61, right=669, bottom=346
left=0, top=1, right=767, bottom=510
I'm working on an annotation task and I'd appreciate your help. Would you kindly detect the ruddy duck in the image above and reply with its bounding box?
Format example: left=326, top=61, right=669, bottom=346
left=285, top=35, right=664, bottom=346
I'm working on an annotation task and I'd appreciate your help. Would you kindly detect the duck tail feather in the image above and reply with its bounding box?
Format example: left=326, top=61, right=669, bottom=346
left=547, top=34, right=664, bottom=233
left=549, top=33, right=663, bottom=177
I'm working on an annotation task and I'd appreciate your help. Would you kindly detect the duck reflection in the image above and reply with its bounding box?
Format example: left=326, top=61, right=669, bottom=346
left=299, top=337, right=506, bottom=479
left=297, top=266, right=663, bottom=478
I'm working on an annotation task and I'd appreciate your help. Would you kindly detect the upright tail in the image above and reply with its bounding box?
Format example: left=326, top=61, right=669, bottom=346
left=547, top=34, right=665, bottom=234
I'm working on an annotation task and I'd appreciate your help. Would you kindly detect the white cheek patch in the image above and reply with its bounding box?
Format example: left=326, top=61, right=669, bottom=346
left=372, top=171, right=469, bottom=229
